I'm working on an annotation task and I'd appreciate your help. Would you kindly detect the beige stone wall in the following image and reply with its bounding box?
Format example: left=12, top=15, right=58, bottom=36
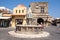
left=30, top=2, right=52, bottom=26
left=11, top=18, right=15, bottom=27
left=30, top=2, right=48, bottom=13
left=11, top=16, right=27, bottom=27
left=11, top=4, right=27, bottom=27
left=13, top=4, right=27, bottom=15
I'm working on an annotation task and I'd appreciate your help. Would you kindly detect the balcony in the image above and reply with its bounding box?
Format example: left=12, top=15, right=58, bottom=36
left=12, top=13, right=26, bottom=16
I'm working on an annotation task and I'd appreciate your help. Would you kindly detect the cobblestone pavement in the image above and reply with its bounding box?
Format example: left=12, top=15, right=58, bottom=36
left=0, top=26, right=60, bottom=40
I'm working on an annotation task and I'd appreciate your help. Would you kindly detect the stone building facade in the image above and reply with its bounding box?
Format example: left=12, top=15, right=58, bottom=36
left=30, top=2, right=52, bottom=26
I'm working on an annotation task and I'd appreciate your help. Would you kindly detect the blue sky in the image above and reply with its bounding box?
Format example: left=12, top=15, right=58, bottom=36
left=0, top=0, right=60, bottom=18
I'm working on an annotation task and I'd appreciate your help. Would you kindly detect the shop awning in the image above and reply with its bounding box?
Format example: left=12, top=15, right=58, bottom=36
left=0, top=17, right=11, bottom=19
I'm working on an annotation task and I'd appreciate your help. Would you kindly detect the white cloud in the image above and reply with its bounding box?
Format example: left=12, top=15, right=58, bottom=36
left=0, top=7, right=6, bottom=9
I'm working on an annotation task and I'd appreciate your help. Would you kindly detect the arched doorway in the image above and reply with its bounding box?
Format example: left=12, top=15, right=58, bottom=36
left=37, top=18, right=44, bottom=24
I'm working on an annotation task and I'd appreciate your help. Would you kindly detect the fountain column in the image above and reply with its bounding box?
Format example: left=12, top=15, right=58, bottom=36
left=26, top=7, right=33, bottom=25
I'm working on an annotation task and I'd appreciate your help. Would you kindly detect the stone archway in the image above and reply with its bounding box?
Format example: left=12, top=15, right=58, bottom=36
left=37, top=18, right=44, bottom=24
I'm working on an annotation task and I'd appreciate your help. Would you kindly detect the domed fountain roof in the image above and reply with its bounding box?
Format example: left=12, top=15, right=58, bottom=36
left=17, top=4, right=26, bottom=7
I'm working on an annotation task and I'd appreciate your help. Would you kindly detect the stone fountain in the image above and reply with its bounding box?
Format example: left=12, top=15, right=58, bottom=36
left=8, top=7, right=50, bottom=38
left=15, top=7, right=44, bottom=34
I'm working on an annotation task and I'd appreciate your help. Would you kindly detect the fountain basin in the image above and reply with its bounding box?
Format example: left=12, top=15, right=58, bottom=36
left=15, top=25, right=44, bottom=34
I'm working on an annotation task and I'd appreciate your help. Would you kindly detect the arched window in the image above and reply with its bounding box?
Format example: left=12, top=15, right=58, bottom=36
left=19, top=10, right=20, bottom=13
left=22, top=10, right=24, bottom=13
left=16, top=10, right=17, bottom=13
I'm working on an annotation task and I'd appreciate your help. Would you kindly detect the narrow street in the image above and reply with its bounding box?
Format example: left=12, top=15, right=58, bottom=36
left=0, top=26, right=60, bottom=40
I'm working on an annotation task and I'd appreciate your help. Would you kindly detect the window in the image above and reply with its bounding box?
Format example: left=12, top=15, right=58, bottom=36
left=16, top=10, right=17, bottom=13
left=22, top=10, right=24, bottom=13
left=41, top=7, right=44, bottom=13
left=19, top=10, right=20, bottom=13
